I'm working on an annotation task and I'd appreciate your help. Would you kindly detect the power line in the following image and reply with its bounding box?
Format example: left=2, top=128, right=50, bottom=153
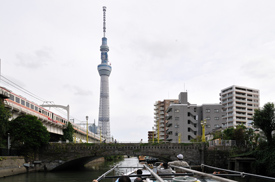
left=0, top=74, right=84, bottom=122
left=0, top=75, right=46, bottom=102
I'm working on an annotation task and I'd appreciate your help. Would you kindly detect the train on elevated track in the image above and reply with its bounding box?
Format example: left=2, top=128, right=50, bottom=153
left=0, top=86, right=102, bottom=143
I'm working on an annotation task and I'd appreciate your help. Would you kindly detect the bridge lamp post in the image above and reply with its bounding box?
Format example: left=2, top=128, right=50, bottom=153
left=86, top=116, right=89, bottom=143
left=201, top=119, right=207, bottom=142
left=157, top=120, right=160, bottom=143
left=8, top=133, right=10, bottom=155
left=94, top=119, right=96, bottom=143
left=100, top=127, right=102, bottom=143
left=152, top=127, right=155, bottom=143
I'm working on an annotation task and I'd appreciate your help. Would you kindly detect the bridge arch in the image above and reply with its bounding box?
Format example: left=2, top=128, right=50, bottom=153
left=37, top=143, right=203, bottom=171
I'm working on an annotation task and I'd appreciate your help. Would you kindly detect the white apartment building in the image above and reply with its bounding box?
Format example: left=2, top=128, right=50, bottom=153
left=220, top=85, right=260, bottom=128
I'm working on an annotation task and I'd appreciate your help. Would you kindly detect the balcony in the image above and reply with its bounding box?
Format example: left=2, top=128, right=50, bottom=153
left=166, top=115, right=172, bottom=120
left=236, top=118, right=247, bottom=122
left=227, top=122, right=234, bottom=127
left=227, top=118, right=233, bottom=122
left=166, top=122, right=172, bottom=127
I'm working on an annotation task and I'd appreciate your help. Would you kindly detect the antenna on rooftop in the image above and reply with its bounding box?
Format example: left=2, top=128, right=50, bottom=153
left=103, top=6, right=106, bottom=37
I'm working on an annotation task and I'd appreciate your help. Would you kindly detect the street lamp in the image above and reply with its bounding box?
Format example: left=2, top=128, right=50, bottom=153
left=178, top=133, right=181, bottom=143
left=8, top=133, right=10, bottom=155
left=201, top=119, right=207, bottom=142
left=157, top=120, right=160, bottom=143
left=100, top=127, right=102, bottom=143
left=86, top=116, right=89, bottom=143
left=152, top=127, right=155, bottom=143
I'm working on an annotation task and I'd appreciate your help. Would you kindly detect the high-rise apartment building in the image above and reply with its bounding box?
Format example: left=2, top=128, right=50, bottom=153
left=153, top=99, right=179, bottom=141
left=166, top=92, right=225, bottom=143
left=220, top=85, right=259, bottom=128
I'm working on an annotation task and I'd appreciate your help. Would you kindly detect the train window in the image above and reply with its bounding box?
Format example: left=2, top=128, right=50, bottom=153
left=31, top=104, right=34, bottom=110
left=35, top=106, right=38, bottom=111
left=26, top=102, right=30, bottom=108
left=21, top=100, right=25, bottom=106
left=9, top=95, right=14, bottom=101
left=16, top=97, right=20, bottom=103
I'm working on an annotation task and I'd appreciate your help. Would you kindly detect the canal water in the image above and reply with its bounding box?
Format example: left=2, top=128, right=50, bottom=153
left=0, top=157, right=142, bottom=182
left=1, top=157, right=273, bottom=182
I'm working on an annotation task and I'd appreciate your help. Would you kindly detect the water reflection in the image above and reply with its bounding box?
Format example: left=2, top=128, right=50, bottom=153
left=0, top=157, right=273, bottom=182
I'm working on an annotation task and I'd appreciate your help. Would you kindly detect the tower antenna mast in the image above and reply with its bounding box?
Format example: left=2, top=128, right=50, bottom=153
left=103, top=6, right=106, bottom=37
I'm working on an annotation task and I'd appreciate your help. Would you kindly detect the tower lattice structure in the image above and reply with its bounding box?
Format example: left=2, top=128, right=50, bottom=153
left=97, top=6, right=112, bottom=142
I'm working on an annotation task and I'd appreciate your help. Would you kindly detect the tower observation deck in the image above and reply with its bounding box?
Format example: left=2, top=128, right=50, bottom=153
left=97, top=6, right=112, bottom=142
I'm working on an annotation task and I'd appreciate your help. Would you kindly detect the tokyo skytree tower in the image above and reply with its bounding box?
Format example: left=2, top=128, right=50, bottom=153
left=98, top=6, right=112, bottom=142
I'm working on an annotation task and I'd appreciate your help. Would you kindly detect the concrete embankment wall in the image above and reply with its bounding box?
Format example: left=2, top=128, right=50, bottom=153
left=0, top=156, right=26, bottom=178
left=204, top=149, right=230, bottom=171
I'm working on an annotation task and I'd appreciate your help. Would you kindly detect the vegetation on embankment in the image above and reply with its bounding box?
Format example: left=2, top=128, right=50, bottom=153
left=104, top=155, right=123, bottom=161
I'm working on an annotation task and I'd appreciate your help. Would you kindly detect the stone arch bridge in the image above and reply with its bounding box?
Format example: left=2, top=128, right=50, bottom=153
left=37, top=143, right=204, bottom=171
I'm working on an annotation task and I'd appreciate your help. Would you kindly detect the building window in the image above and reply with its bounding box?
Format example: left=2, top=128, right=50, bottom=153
left=16, top=97, right=20, bottom=104
left=175, top=109, right=179, bottom=113
left=175, top=124, right=179, bottom=128
left=214, top=117, right=219, bottom=120
left=175, top=117, right=179, bottom=120
left=175, top=132, right=178, bottom=136
left=21, top=100, right=25, bottom=106
left=206, top=116, right=211, bottom=120
left=214, top=109, right=219, bottom=113
left=206, top=109, right=210, bottom=113
left=26, top=102, right=29, bottom=108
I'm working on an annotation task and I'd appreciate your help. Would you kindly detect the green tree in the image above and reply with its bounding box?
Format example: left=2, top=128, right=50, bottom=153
left=234, top=125, right=246, bottom=146
left=0, top=101, right=11, bottom=147
left=62, top=122, right=74, bottom=142
left=8, top=115, right=50, bottom=152
left=253, top=102, right=275, bottom=145
left=222, top=127, right=235, bottom=140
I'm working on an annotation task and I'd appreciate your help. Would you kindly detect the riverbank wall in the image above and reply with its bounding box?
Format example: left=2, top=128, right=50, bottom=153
left=0, top=156, right=26, bottom=178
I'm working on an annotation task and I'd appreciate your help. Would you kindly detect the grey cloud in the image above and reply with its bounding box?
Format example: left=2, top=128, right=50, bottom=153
left=16, top=47, right=54, bottom=68
left=63, top=84, right=93, bottom=96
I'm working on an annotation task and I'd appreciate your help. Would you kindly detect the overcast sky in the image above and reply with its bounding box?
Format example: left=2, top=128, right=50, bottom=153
left=1, top=0, right=275, bottom=142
